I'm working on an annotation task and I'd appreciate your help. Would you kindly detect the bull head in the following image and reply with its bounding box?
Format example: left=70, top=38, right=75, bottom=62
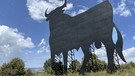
left=45, top=0, right=67, bottom=21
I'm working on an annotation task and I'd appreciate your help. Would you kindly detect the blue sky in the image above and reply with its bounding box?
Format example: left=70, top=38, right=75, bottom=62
left=0, top=0, right=135, bottom=68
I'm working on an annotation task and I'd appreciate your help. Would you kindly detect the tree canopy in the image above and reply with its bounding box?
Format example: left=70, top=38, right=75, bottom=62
left=0, top=58, right=33, bottom=76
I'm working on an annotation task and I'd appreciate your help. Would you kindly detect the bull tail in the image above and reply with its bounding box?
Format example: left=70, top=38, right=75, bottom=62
left=115, top=27, right=127, bottom=63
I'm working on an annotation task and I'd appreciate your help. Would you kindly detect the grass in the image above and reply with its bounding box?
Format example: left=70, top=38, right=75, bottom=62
left=33, top=68, right=135, bottom=76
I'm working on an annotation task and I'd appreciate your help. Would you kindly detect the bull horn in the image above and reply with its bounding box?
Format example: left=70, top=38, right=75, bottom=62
left=45, top=8, right=49, bottom=17
left=60, top=0, right=67, bottom=9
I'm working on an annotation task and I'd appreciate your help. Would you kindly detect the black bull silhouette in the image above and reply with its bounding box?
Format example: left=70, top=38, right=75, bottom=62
left=45, top=0, right=126, bottom=74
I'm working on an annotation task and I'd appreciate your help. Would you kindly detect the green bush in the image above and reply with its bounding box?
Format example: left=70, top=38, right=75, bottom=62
left=52, top=61, right=63, bottom=75
left=24, top=69, right=33, bottom=76
left=9, top=58, right=25, bottom=75
left=0, top=58, right=33, bottom=76
left=69, top=59, right=81, bottom=73
left=0, top=63, right=11, bottom=76
left=121, top=62, right=135, bottom=69
left=43, top=58, right=63, bottom=75
left=81, top=54, right=107, bottom=72
left=0, top=58, right=25, bottom=76
left=43, top=58, right=54, bottom=74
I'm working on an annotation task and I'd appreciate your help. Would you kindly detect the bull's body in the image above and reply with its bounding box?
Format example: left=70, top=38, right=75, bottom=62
left=46, top=0, right=126, bottom=74
left=50, top=1, right=113, bottom=54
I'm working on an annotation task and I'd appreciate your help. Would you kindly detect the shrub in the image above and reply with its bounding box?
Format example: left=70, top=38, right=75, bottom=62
left=43, top=58, right=54, bottom=74
left=52, top=61, right=63, bottom=75
left=9, top=58, right=25, bottom=75
left=69, top=59, right=81, bottom=73
left=0, top=63, right=11, bottom=76
left=82, top=54, right=107, bottom=72
left=24, top=69, right=33, bottom=76
left=121, top=62, right=135, bottom=69
left=0, top=58, right=33, bottom=76
left=0, top=58, right=25, bottom=75
left=43, top=58, right=63, bottom=75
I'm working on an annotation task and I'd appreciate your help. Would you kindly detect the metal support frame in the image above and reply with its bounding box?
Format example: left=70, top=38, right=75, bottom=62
left=89, top=43, right=97, bottom=66
left=68, top=49, right=75, bottom=70
left=55, top=53, right=63, bottom=62
left=89, top=43, right=120, bottom=69
left=113, top=50, right=120, bottom=68
left=54, top=43, right=120, bottom=72
left=68, top=50, right=75, bottom=63
left=54, top=49, right=76, bottom=69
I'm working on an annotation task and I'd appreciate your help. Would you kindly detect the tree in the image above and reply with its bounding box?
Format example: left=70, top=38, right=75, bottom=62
left=43, top=58, right=64, bottom=75
left=52, top=61, right=63, bottom=75
left=0, top=58, right=32, bottom=76
left=82, top=54, right=106, bottom=72
left=9, top=58, right=25, bottom=75
left=69, top=59, right=81, bottom=72
left=0, top=58, right=25, bottom=75
left=24, top=69, right=33, bottom=76
left=0, top=63, right=11, bottom=76
left=43, top=58, right=53, bottom=74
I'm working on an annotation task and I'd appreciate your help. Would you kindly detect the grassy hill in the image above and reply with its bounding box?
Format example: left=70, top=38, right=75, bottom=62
left=33, top=68, right=135, bottom=76
left=33, top=62, right=135, bottom=76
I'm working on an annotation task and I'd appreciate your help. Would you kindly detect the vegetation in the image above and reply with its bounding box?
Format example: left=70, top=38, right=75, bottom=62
left=34, top=63, right=135, bottom=76
left=43, top=58, right=53, bottom=74
left=24, top=69, right=33, bottom=76
left=1, top=57, right=135, bottom=76
left=43, top=58, right=64, bottom=75
left=85, top=54, right=107, bottom=72
left=121, top=62, right=135, bottom=69
left=69, top=59, right=81, bottom=73
left=33, top=68, right=135, bottom=76
left=0, top=58, right=33, bottom=76
left=42, top=54, right=135, bottom=76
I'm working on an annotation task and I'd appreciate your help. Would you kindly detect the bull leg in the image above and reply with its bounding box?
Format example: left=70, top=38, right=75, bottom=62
left=79, top=44, right=91, bottom=74
left=51, top=52, right=55, bottom=70
left=63, top=51, right=68, bottom=74
left=105, top=44, right=115, bottom=73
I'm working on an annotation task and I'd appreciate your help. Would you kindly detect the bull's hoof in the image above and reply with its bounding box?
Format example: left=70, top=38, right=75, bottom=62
left=107, top=69, right=114, bottom=74
left=63, top=71, right=67, bottom=75
left=79, top=71, right=84, bottom=75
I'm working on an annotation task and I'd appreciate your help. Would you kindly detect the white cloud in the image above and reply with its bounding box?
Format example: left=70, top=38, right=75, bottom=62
left=121, top=31, right=126, bottom=38
left=133, top=36, right=135, bottom=40
left=38, top=38, right=46, bottom=47
left=97, top=0, right=104, bottom=3
left=95, top=47, right=107, bottom=62
left=95, top=46, right=135, bottom=64
left=119, top=9, right=131, bottom=17
left=71, top=5, right=88, bottom=16
left=26, top=0, right=73, bottom=21
left=122, top=34, right=126, bottom=38
left=114, top=0, right=132, bottom=17
left=0, top=25, right=34, bottom=63
left=37, top=38, right=50, bottom=53
left=133, top=1, right=135, bottom=11
left=123, top=47, right=135, bottom=63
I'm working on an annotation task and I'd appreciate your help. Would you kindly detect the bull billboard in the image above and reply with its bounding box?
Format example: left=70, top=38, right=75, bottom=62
left=45, top=0, right=126, bottom=74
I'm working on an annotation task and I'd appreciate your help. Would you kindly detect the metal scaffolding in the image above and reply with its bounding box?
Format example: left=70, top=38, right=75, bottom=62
left=54, top=49, right=76, bottom=69
left=89, top=43, right=97, bottom=67
left=113, top=50, right=120, bottom=68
